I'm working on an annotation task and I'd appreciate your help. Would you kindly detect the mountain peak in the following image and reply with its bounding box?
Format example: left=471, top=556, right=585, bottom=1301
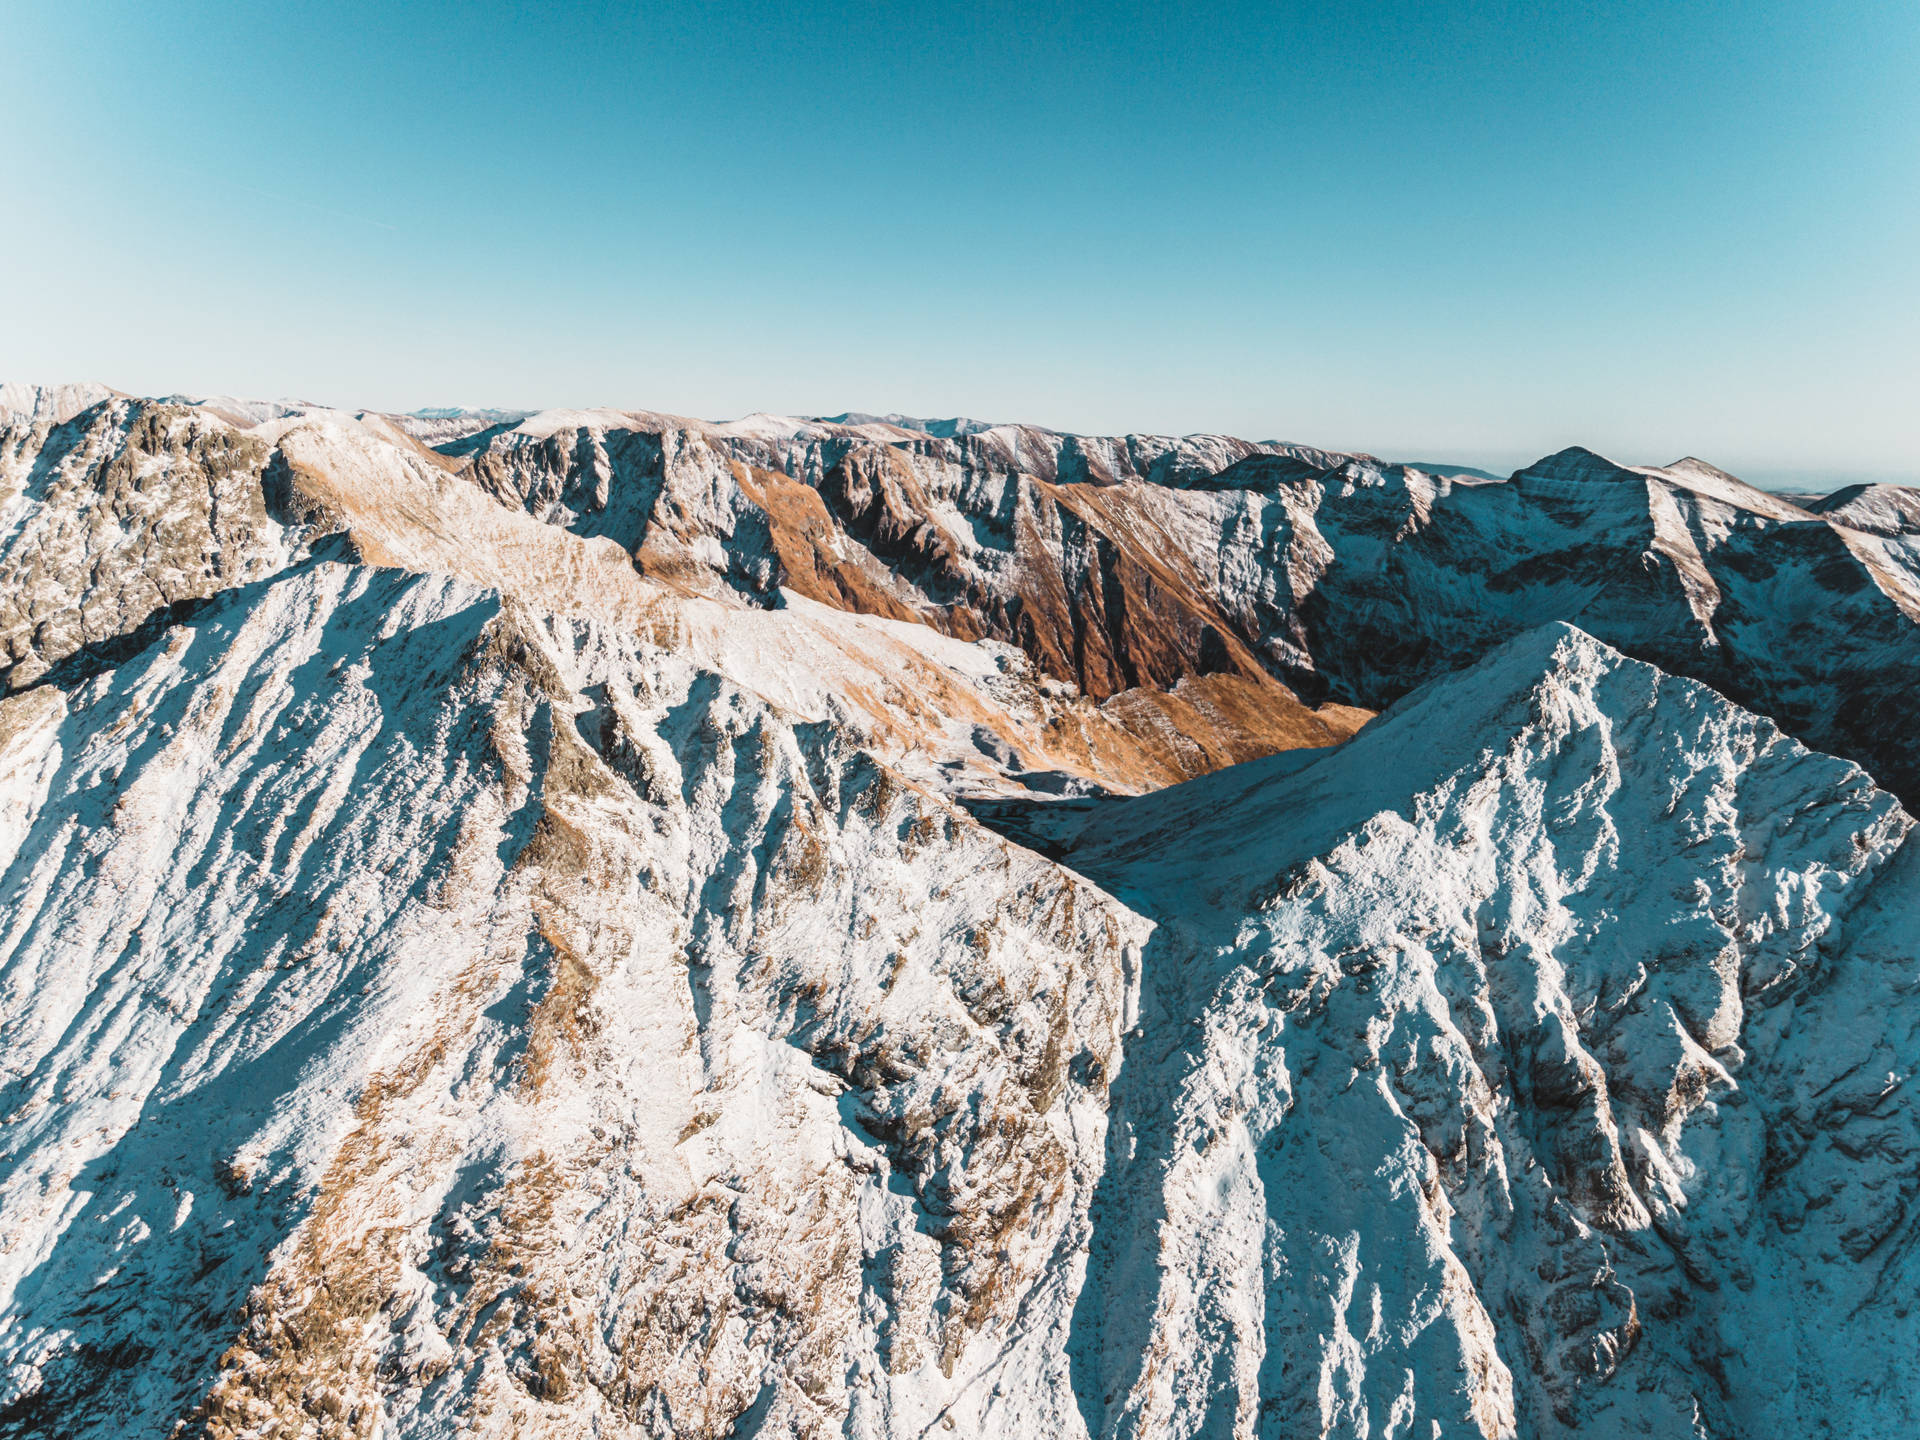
left=1511, top=444, right=1639, bottom=483
left=1810, top=481, right=1920, bottom=536
left=813, top=411, right=1006, bottom=438
left=1047, top=617, right=1914, bottom=1439
left=0, top=380, right=118, bottom=425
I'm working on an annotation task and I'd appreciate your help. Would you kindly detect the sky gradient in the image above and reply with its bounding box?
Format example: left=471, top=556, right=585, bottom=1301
left=4, top=0, right=1917, bottom=484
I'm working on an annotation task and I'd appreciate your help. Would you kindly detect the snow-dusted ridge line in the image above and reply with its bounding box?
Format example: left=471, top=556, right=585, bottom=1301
left=4, top=389, right=1917, bottom=816
left=4, top=383, right=1915, bottom=810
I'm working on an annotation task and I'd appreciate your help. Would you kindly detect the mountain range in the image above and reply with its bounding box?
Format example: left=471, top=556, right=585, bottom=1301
left=3, top=383, right=1919, bottom=1438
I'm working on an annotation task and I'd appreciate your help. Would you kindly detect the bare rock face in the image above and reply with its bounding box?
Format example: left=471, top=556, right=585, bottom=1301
left=0, top=400, right=296, bottom=690
left=3, top=387, right=1920, bottom=1438
left=458, top=413, right=1351, bottom=706
left=457, top=413, right=1368, bottom=784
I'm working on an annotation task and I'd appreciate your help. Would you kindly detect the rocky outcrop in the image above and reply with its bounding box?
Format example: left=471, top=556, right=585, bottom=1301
left=0, top=400, right=295, bottom=690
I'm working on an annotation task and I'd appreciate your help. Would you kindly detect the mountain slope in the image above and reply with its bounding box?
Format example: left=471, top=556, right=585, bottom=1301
left=0, top=558, right=1148, bottom=1438
left=10, top=601, right=1917, bottom=1437
left=1045, top=624, right=1919, bottom=1438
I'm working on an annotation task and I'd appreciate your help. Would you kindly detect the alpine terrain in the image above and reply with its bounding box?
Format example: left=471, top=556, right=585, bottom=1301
left=4, top=382, right=1920, bottom=1439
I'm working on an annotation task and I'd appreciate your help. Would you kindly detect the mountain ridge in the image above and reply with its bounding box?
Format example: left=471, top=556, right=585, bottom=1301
left=4, top=384, right=1920, bottom=1437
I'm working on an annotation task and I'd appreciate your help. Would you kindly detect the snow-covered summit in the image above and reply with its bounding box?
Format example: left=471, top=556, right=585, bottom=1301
left=1809, top=481, right=1920, bottom=536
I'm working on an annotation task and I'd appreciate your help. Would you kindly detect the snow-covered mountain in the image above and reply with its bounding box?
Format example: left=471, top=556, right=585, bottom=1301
left=3, top=387, right=1919, bottom=1438
left=1048, top=625, right=1920, bottom=1438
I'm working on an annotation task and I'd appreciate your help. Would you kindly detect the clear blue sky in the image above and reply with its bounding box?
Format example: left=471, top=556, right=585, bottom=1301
left=4, top=0, right=1916, bottom=483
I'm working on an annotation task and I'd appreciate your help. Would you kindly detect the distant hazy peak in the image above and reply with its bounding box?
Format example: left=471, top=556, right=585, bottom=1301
left=162, top=394, right=326, bottom=426
left=1660, top=455, right=1742, bottom=484
left=1510, top=444, right=1644, bottom=484
left=0, top=380, right=117, bottom=425
left=405, top=406, right=530, bottom=421
left=813, top=412, right=1009, bottom=438
left=387, top=406, right=537, bottom=444
left=1810, top=482, right=1920, bottom=536
left=1393, top=458, right=1506, bottom=481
